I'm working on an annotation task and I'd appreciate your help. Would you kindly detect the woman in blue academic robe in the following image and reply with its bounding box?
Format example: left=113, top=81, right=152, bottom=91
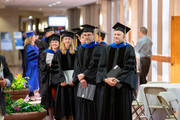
left=23, top=31, right=39, bottom=97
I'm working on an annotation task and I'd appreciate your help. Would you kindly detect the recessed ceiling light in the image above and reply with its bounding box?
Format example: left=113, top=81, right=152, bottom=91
left=57, top=1, right=61, bottom=4
left=48, top=4, right=52, bottom=7
left=6, top=0, right=10, bottom=2
left=39, top=8, right=42, bottom=11
left=52, top=3, right=56, bottom=5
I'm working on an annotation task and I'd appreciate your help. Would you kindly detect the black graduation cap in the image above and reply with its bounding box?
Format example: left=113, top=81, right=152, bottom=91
left=61, top=31, right=74, bottom=39
left=81, top=24, right=98, bottom=33
left=112, top=22, right=131, bottom=33
left=76, top=29, right=84, bottom=36
left=44, top=27, right=53, bottom=32
left=71, top=28, right=84, bottom=37
left=71, top=28, right=81, bottom=34
left=97, top=30, right=107, bottom=40
left=46, top=34, right=60, bottom=44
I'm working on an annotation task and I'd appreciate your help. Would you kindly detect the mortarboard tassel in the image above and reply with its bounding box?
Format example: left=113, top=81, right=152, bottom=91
left=73, top=33, right=76, bottom=46
left=76, top=36, right=77, bottom=48
left=99, top=32, right=101, bottom=42
left=60, top=35, right=62, bottom=48
left=95, top=28, right=96, bottom=44
left=124, top=26, right=126, bottom=45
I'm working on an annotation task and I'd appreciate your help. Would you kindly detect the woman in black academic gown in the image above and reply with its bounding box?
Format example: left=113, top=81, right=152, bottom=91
left=53, top=31, right=75, bottom=120
left=39, top=34, right=61, bottom=120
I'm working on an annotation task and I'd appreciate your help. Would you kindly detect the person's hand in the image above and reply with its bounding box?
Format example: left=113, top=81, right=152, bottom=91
left=80, top=79, right=87, bottom=88
left=0, top=77, right=7, bottom=87
left=105, top=77, right=117, bottom=87
left=78, top=73, right=85, bottom=81
left=61, top=81, right=67, bottom=86
left=69, top=78, right=74, bottom=86
left=49, top=63, right=51, bottom=67
left=131, top=39, right=136, bottom=46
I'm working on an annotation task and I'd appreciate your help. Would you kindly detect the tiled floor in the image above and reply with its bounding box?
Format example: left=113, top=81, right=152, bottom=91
left=9, top=65, right=147, bottom=120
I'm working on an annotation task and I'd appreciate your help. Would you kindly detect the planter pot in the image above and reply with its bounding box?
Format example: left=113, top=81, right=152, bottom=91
left=4, top=109, right=47, bottom=120
left=3, top=89, right=30, bottom=101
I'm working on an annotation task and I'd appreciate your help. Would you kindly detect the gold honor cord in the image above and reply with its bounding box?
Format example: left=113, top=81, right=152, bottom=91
left=124, top=27, right=126, bottom=45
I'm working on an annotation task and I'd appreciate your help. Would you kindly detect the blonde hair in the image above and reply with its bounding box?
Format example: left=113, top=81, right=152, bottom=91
left=60, top=38, right=75, bottom=55
left=24, top=36, right=34, bottom=46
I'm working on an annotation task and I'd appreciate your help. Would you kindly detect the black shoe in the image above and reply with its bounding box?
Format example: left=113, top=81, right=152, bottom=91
left=29, top=92, right=34, bottom=97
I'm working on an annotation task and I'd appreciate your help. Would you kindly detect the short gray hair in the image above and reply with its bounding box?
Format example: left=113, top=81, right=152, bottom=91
left=140, top=27, right=147, bottom=35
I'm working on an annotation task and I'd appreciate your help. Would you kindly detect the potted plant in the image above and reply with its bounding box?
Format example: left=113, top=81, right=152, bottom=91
left=4, top=93, right=47, bottom=120
left=3, top=73, right=30, bottom=101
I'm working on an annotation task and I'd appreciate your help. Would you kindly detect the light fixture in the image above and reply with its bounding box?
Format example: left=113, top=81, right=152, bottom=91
left=33, top=24, right=36, bottom=31
left=39, top=8, right=42, bottom=11
left=48, top=4, right=52, bottom=7
left=28, top=25, right=30, bottom=31
left=29, top=16, right=32, bottom=19
left=57, top=1, right=61, bottom=4
left=52, top=3, right=56, bottom=5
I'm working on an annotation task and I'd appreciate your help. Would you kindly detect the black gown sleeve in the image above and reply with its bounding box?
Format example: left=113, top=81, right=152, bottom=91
left=96, top=45, right=107, bottom=85
left=72, top=52, right=80, bottom=84
left=83, top=45, right=106, bottom=84
left=116, top=46, right=137, bottom=90
left=39, top=52, right=50, bottom=84
left=38, top=41, right=49, bottom=56
left=50, top=53, right=65, bottom=86
left=0, top=55, right=13, bottom=82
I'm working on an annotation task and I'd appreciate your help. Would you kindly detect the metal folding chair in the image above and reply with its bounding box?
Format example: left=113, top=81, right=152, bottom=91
left=144, top=87, right=167, bottom=120
left=157, top=91, right=179, bottom=120
left=132, top=91, right=145, bottom=120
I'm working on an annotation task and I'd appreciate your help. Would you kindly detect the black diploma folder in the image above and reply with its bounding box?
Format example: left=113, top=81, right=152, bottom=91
left=106, top=65, right=122, bottom=89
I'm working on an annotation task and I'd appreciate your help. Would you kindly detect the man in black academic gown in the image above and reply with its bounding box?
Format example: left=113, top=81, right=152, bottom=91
left=99, top=22, right=137, bottom=120
left=73, top=24, right=107, bottom=120
left=0, top=55, right=13, bottom=119
left=96, top=30, right=108, bottom=47
left=38, top=27, right=54, bottom=55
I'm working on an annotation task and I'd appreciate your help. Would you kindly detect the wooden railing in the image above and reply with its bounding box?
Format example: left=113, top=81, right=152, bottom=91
left=151, top=55, right=171, bottom=63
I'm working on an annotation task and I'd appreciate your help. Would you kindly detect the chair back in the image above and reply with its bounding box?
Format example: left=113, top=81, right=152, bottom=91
left=159, top=91, right=178, bottom=106
left=147, top=81, right=170, bottom=84
left=143, top=87, right=167, bottom=120
left=144, top=87, right=167, bottom=95
left=157, top=95, right=178, bottom=120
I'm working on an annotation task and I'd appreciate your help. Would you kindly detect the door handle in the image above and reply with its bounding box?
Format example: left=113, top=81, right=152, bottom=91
left=171, top=63, right=175, bottom=66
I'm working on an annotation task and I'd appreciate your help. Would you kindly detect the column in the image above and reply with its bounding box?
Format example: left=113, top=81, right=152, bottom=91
left=100, top=0, right=112, bottom=44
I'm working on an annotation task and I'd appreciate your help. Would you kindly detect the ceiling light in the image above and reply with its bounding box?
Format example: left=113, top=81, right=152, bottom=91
left=29, top=16, right=32, bottom=19
left=39, top=8, right=42, bottom=11
left=57, top=1, right=61, bottom=4
left=52, top=3, right=56, bottom=5
left=6, top=0, right=10, bottom=2
left=48, top=4, right=52, bottom=7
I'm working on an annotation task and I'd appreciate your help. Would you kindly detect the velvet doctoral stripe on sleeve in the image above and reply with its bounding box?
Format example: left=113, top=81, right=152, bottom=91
left=107, top=45, right=137, bottom=90
left=27, top=45, right=39, bottom=67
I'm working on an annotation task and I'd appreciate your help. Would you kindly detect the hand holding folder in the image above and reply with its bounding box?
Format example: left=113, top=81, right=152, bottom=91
left=77, top=82, right=96, bottom=101
left=106, top=65, right=122, bottom=89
